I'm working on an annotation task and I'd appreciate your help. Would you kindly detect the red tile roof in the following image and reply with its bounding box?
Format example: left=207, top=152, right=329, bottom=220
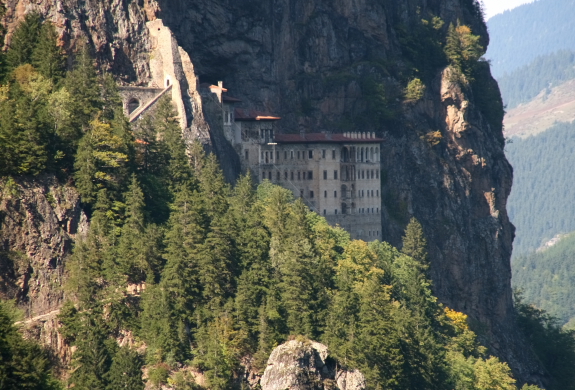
left=274, top=133, right=383, bottom=144
left=234, top=108, right=281, bottom=121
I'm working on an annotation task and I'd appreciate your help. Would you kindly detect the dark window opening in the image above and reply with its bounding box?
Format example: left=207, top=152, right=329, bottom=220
left=127, top=98, right=140, bottom=114
left=334, top=170, right=338, bottom=180
left=323, top=170, right=327, bottom=180
left=310, top=191, right=314, bottom=198
left=309, top=150, right=313, bottom=159
left=308, top=171, right=313, bottom=180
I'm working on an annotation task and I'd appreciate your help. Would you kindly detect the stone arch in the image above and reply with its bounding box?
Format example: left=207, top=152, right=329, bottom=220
left=127, top=98, right=140, bottom=114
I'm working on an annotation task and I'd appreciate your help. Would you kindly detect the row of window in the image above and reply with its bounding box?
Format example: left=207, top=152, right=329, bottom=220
left=262, top=169, right=380, bottom=183
left=322, top=207, right=380, bottom=215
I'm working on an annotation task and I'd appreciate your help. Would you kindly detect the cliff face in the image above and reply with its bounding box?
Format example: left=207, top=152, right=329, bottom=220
left=1, top=0, right=541, bottom=382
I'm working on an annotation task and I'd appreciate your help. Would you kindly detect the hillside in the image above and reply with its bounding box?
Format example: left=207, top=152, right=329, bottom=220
left=0, top=0, right=549, bottom=386
left=486, top=0, right=575, bottom=77
left=505, top=121, right=575, bottom=255
left=498, top=50, right=575, bottom=110
left=513, top=231, right=575, bottom=326
left=503, top=78, right=575, bottom=138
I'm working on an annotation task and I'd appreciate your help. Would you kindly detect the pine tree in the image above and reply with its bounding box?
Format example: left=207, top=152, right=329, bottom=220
left=159, top=185, right=207, bottom=351
left=32, top=22, right=65, bottom=83
left=0, top=4, right=7, bottom=81
left=107, top=346, right=144, bottom=390
left=74, top=118, right=130, bottom=204
left=116, top=176, right=162, bottom=284
left=69, top=312, right=112, bottom=390
left=64, top=44, right=102, bottom=133
left=0, top=65, right=53, bottom=176
left=5, top=13, right=42, bottom=71
left=401, top=217, right=428, bottom=265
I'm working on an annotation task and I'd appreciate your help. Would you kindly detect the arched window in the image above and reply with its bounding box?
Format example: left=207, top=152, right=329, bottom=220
left=127, top=98, right=140, bottom=114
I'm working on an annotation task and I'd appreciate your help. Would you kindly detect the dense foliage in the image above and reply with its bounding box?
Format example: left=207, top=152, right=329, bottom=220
left=505, top=121, right=575, bottom=256
left=0, top=12, right=562, bottom=390
left=486, top=0, right=575, bottom=77
left=497, top=50, right=575, bottom=109
left=0, top=302, right=61, bottom=389
left=513, top=232, right=575, bottom=326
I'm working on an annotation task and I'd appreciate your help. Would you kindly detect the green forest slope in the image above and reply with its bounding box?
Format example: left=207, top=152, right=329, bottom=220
left=497, top=50, right=575, bottom=109
left=506, top=121, right=575, bottom=256
left=0, top=13, right=572, bottom=390
left=486, top=0, right=575, bottom=77
left=513, top=232, right=575, bottom=326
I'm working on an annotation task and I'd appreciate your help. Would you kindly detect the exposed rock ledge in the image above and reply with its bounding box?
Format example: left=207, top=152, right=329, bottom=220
left=260, top=339, right=365, bottom=390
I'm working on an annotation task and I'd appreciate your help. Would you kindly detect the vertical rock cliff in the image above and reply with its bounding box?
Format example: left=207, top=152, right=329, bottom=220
left=1, top=0, right=541, bottom=382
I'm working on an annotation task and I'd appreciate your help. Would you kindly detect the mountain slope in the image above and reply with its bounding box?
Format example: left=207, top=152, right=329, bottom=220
left=513, top=231, right=575, bottom=326
left=486, top=0, right=575, bottom=78
left=505, top=121, right=575, bottom=255
left=0, top=0, right=543, bottom=383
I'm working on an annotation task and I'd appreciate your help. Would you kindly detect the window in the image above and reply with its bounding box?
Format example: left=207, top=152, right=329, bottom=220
left=322, top=149, right=326, bottom=158
left=368, top=231, right=371, bottom=237
left=332, top=149, right=336, bottom=159
left=276, top=151, right=280, bottom=160
left=376, top=190, right=379, bottom=197
left=277, top=172, right=280, bottom=181
left=323, top=209, right=326, bottom=215
left=261, top=151, right=264, bottom=161
left=324, top=190, right=327, bottom=198
left=308, top=171, right=313, bottom=180
left=334, top=170, right=338, bottom=180
left=268, top=172, right=272, bottom=180
left=297, top=151, right=301, bottom=159
left=291, top=171, right=294, bottom=180
left=245, top=150, right=249, bottom=160
left=376, top=170, right=379, bottom=179
left=285, top=171, right=288, bottom=180
left=376, top=208, right=379, bottom=213
left=284, top=151, right=288, bottom=159
left=309, top=150, right=313, bottom=159
left=265, top=151, right=269, bottom=163
left=323, top=170, right=327, bottom=180
left=371, top=190, right=374, bottom=197
left=334, top=191, right=337, bottom=198
left=300, top=189, right=304, bottom=197
left=372, top=208, right=374, bottom=213
left=310, top=191, right=314, bottom=198
left=291, top=150, right=294, bottom=159
left=335, top=209, right=338, bottom=215
left=367, top=191, right=370, bottom=198
left=298, top=172, right=301, bottom=180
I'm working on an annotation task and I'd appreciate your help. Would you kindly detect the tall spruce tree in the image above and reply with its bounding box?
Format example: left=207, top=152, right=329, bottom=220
left=31, top=22, right=65, bottom=83
left=107, top=346, right=144, bottom=390
left=69, top=311, right=113, bottom=390
left=5, top=13, right=42, bottom=71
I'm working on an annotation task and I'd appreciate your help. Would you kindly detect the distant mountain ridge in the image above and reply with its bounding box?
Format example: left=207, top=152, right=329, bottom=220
left=486, top=0, right=575, bottom=77
left=505, top=121, right=575, bottom=256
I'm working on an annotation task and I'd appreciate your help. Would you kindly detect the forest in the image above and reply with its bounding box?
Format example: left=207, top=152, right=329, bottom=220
left=486, top=0, right=575, bottom=77
left=0, top=12, right=573, bottom=390
left=505, top=121, right=575, bottom=256
left=497, top=50, right=575, bottom=109
left=513, top=232, right=575, bottom=327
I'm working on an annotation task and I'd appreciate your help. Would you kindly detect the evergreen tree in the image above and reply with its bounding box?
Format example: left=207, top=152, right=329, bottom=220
left=0, top=65, right=53, bottom=176
left=74, top=118, right=130, bottom=204
left=107, top=346, right=144, bottom=390
left=5, top=13, right=42, bottom=71
left=31, top=22, right=65, bottom=83
left=116, top=176, right=162, bottom=284
left=0, top=301, right=61, bottom=390
left=139, top=284, right=183, bottom=363
left=159, top=185, right=207, bottom=352
left=401, top=217, right=429, bottom=265
left=0, top=4, right=6, bottom=80
left=64, top=44, right=102, bottom=134
left=69, top=311, right=113, bottom=390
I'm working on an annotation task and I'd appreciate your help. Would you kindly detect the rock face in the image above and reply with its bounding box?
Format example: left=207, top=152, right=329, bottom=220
left=260, top=339, right=365, bottom=390
left=1, top=0, right=542, bottom=382
left=0, top=175, right=86, bottom=318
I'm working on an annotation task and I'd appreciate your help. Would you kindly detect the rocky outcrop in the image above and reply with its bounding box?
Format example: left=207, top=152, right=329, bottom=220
left=0, top=175, right=86, bottom=318
left=260, top=339, right=365, bottom=390
left=1, top=0, right=542, bottom=382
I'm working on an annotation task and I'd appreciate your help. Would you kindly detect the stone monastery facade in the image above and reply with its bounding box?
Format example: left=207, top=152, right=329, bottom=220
left=208, top=83, right=383, bottom=242
left=115, top=19, right=382, bottom=241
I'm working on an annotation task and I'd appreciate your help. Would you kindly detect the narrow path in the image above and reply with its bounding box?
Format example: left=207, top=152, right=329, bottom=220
left=15, top=308, right=61, bottom=325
